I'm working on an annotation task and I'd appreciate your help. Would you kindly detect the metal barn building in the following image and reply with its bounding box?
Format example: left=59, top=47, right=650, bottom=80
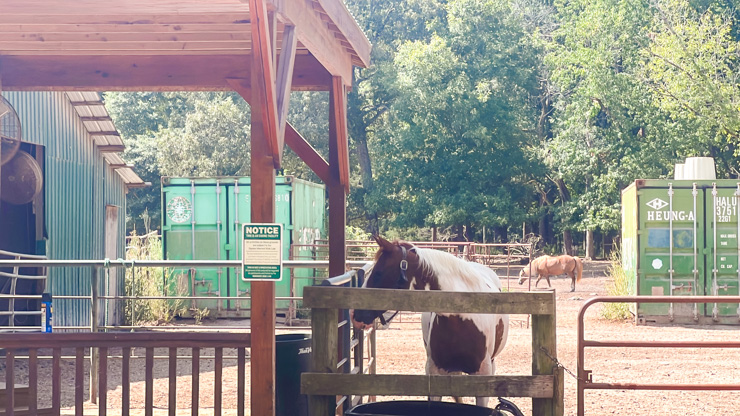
left=0, top=91, right=145, bottom=329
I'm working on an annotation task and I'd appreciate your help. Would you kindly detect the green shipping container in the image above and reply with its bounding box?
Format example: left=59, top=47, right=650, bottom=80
left=622, top=179, right=740, bottom=325
left=161, top=176, right=325, bottom=318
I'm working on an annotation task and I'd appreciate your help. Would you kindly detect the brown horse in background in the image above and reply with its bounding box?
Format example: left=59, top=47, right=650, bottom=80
left=518, top=254, right=583, bottom=292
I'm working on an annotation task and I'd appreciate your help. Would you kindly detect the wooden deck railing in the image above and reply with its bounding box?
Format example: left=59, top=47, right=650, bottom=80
left=0, top=332, right=251, bottom=416
left=301, top=286, right=564, bottom=416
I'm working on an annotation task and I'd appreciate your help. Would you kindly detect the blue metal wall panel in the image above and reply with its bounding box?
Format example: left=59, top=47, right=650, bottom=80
left=3, top=92, right=127, bottom=329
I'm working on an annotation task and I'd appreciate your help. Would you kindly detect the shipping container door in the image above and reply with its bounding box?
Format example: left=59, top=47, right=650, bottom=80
left=704, top=184, right=740, bottom=320
left=638, top=184, right=706, bottom=320
left=228, top=178, right=251, bottom=313
left=162, top=181, right=225, bottom=314
left=291, top=180, right=326, bottom=305
left=275, top=182, right=293, bottom=310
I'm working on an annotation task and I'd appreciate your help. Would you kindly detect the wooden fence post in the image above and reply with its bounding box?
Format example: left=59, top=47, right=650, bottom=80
left=308, top=308, right=338, bottom=416
left=532, top=290, right=559, bottom=416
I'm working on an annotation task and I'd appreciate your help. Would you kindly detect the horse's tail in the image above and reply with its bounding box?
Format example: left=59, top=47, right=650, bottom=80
left=575, top=256, right=583, bottom=282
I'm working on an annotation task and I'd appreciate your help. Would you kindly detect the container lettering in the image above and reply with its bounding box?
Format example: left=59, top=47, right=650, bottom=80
left=646, top=210, right=695, bottom=221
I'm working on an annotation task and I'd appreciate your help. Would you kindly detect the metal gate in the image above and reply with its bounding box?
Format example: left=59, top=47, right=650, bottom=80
left=577, top=295, right=740, bottom=415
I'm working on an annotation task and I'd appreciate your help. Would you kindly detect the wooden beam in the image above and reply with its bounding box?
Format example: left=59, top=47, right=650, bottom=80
left=312, top=0, right=370, bottom=67
left=302, top=287, right=556, bottom=315
left=0, top=31, right=251, bottom=42
left=284, top=123, right=329, bottom=183
left=227, top=78, right=330, bottom=183
left=268, top=0, right=354, bottom=84
left=0, top=55, right=332, bottom=91
left=276, top=24, right=297, bottom=146
left=80, top=116, right=112, bottom=122
left=97, top=145, right=126, bottom=152
left=0, top=23, right=251, bottom=34
left=70, top=101, right=106, bottom=106
left=302, top=373, right=555, bottom=398
left=330, top=76, right=349, bottom=193
left=0, top=40, right=252, bottom=53
left=250, top=0, right=281, bottom=167
left=0, top=13, right=251, bottom=26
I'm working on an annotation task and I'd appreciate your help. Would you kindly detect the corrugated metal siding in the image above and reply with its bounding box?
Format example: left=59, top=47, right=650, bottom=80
left=4, top=91, right=127, bottom=329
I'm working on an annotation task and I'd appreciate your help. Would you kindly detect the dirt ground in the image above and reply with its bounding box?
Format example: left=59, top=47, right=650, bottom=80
left=3, top=260, right=740, bottom=415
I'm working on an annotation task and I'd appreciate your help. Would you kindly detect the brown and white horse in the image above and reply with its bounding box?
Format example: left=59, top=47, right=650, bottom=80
left=351, top=237, right=509, bottom=408
left=518, top=254, right=583, bottom=292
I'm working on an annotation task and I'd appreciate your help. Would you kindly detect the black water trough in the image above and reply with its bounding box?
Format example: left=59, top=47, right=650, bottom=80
left=345, top=401, right=500, bottom=416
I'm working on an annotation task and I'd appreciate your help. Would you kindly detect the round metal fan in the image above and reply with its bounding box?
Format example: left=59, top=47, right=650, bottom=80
left=1, top=95, right=22, bottom=166
left=0, top=150, right=43, bottom=205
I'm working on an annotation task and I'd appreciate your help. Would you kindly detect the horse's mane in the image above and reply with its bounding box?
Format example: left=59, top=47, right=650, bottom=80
left=415, top=248, right=501, bottom=292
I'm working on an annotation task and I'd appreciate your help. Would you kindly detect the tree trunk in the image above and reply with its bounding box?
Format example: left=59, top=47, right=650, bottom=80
left=347, top=89, right=379, bottom=235
left=563, top=230, right=574, bottom=256
left=494, top=225, right=508, bottom=244
left=585, top=230, right=595, bottom=260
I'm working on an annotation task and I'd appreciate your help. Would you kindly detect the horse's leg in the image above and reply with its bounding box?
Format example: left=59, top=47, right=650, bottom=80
left=471, top=358, right=493, bottom=407
left=425, top=358, right=444, bottom=402
left=568, top=270, right=576, bottom=292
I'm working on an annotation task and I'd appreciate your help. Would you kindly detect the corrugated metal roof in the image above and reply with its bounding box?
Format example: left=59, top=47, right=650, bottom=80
left=65, top=92, right=148, bottom=188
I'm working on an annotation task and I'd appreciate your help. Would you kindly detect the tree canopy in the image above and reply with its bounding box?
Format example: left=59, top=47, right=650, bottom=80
left=107, top=0, right=740, bottom=251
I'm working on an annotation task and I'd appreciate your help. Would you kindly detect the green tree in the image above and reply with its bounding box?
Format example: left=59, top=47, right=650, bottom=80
left=543, top=0, right=684, bottom=254
left=368, top=0, right=542, bottom=240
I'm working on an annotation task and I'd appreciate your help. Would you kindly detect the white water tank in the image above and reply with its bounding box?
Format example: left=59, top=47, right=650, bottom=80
left=674, top=163, right=685, bottom=180
left=683, top=157, right=716, bottom=180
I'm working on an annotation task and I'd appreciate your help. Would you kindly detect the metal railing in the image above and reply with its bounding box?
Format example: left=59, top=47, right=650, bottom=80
left=0, top=259, right=371, bottom=333
left=577, top=295, right=740, bottom=416
left=0, top=249, right=48, bottom=332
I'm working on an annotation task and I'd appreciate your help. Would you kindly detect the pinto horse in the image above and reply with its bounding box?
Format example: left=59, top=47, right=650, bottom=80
left=518, top=254, right=583, bottom=292
left=351, top=237, right=509, bottom=408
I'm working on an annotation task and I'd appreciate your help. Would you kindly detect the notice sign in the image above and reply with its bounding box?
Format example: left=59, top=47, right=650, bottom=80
left=242, top=223, right=283, bottom=281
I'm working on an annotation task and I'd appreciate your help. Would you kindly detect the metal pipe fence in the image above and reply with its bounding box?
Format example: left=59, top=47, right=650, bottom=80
left=0, top=259, right=371, bottom=333
left=577, top=295, right=740, bottom=416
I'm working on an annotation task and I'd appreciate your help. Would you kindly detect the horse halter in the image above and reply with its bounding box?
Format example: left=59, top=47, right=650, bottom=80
left=397, top=245, right=416, bottom=289
left=377, top=245, right=416, bottom=327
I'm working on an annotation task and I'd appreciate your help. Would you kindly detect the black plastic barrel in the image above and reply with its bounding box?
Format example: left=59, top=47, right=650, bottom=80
left=276, top=333, right=312, bottom=416
left=346, top=401, right=498, bottom=416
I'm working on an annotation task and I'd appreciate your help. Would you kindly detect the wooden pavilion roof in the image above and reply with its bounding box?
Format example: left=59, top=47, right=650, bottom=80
left=0, top=0, right=371, bottom=91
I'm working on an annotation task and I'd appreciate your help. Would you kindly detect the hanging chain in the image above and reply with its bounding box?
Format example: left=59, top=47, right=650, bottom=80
left=539, top=346, right=584, bottom=382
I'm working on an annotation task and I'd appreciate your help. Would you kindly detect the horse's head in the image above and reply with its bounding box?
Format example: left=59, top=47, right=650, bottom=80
left=351, top=236, right=417, bottom=329
left=518, top=266, right=529, bottom=285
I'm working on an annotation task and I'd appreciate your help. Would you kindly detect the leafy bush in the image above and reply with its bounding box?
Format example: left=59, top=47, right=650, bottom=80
left=601, top=252, right=634, bottom=321
left=124, top=231, right=187, bottom=325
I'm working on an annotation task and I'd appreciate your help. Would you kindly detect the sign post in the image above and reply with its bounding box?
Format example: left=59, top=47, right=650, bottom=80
left=242, top=223, right=283, bottom=281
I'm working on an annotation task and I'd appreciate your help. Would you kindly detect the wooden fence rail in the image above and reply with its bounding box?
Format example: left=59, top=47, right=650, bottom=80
left=0, top=332, right=251, bottom=416
left=301, top=286, right=564, bottom=416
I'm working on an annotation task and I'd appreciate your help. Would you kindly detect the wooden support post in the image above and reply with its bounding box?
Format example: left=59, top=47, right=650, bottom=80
left=532, top=290, right=560, bottom=416
left=250, top=1, right=278, bottom=414
left=328, top=76, right=348, bottom=279
left=329, top=76, right=349, bottom=389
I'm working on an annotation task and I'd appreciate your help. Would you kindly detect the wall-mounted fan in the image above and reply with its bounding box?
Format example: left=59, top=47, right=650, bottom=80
left=1, top=95, right=22, bottom=166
